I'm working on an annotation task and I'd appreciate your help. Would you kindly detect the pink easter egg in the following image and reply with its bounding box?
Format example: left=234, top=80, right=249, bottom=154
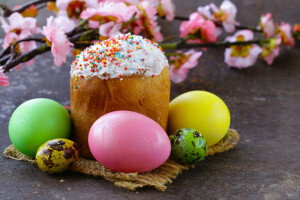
left=88, top=111, right=171, bottom=173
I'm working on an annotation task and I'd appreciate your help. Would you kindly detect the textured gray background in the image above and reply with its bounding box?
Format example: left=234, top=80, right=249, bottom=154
left=0, top=0, right=300, bottom=199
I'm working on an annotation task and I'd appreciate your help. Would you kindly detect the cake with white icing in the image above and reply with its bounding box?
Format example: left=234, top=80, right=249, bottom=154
left=71, top=34, right=168, bottom=81
left=70, top=34, right=170, bottom=159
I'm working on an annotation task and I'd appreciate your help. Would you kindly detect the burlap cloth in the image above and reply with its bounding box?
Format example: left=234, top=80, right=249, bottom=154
left=3, top=129, right=239, bottom=191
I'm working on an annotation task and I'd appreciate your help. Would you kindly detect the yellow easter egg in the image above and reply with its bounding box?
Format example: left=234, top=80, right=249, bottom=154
left=168, top=91, right=230, bottom=147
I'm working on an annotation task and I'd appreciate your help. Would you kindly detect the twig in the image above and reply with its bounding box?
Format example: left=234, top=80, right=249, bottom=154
left=214, top=22, right=261, bottom=33
left=161, top=35, right=177, bottom=43
left=0, top=0, right=55, bottom=17
left=0, top=54, right=10, bottom=65
left=3, top=45, right=50, bottom=72
left=0, top=38, right=44, bottom=65
left=69, top=29, right=99, bottom=42
left=173, top=16, right=262, bottom=32
left=160, top=39, right=271, bottom=50
left=10, top=38, right=44, bottom=55
left=236, top=25, right=261, bottom=32
left=165, top=52, right=184, bottom=57
left=0, top=46, right=10, bottom=58
left=36, top=3, right=47, bottom=10
left=67, top=19, right=89, bottom=37
left=174, top=16, right=189, bottom=21
left=1, top=29, right=99, bottom=72
left=73, top=42, right=93, bottom=48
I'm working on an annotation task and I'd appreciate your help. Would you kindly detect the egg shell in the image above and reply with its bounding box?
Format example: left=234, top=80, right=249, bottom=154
left=169, top=128, right=207, bottom=164
left=88, top=111, right=171, bottom=173
left=9, top=98, right=71, bottom=157
left=36, top=139, right=79, bottom=174
left=168, top=91, right=230, bottom=147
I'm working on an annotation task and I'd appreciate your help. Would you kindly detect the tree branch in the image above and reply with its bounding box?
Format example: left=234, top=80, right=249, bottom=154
left=69, top=29, right=99, bottom=42
left=1, top=29, right=99, bottom=72
left=3, top=45, right=50, bottom=72
left=0, top=0, right=55, bottom=17
left=174, top=16, right=189, bottom=21
left=73, top=42, right=93, bottom=48
left=0, top=54, right=10, bottom=65
left=0, top=38, right=44, bottom=62
left=173, top=16, right=262, bottom=32
left=0, top=46, right=10, bottom=58
left=160, top=39, right=271, bottom=50
left=236, top=25, right=261, bottom=32
left=67, top=19, right=89, bottom=37
left=10, top=38, right=44, bottom=56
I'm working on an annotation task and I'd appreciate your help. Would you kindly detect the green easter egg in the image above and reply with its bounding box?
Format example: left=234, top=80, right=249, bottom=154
left=9, top=98, right=71, bottom=158
left=169, top=128, right=207, bottom=164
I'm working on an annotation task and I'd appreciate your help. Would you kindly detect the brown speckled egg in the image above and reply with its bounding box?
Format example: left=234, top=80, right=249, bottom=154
left=36, top=139, right=79, bottom=174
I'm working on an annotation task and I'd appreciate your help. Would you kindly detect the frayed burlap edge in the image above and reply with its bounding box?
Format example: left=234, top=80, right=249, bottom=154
left=3, top=129, right=239, bottom=191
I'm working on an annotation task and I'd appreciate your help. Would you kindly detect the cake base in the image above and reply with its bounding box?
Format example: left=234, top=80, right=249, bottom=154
left=70, top=67, right=170, bottom=159
left=3, top=129, right=239, bottom=191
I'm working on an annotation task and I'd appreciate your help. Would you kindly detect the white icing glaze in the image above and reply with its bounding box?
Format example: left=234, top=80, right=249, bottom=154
left=70, top=33, right=168, bottom=79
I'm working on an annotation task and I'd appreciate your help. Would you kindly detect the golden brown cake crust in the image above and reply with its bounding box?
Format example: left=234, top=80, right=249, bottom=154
left=70, top=67, right=170, bottom=159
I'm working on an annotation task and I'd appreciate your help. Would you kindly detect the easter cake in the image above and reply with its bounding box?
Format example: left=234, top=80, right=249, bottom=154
left=70, top=34, right=170, bottom=158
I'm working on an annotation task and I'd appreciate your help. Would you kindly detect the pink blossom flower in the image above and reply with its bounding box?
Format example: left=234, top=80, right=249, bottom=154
left=50, top=15, right=76, bottom=33
left=99, top=21, right=122, bottom=38
left=197, top=5, right=212, bottom=19
left=80, top=2, right=138, bottom=27
left=198, top=0, right=238, bottom=33
left=259, top=13, right=276, bottom=38
left=180, top=12, right=217, bottom=44
left=260, top=38, right=281, bottom=65
left=169, top=49, right=202, bottom=83
left=122, top=1, right=163, bottom=42
left=138, top=1, right=163, bottom=41
left=42, top=16, right=73, bottom=67
left=56, top=0, right=97, bottom=18
left=224, top=30, right=262, bottom=68
left=159, top=0, right=175, bottom=21
left=98, top=0, right=136, bottom=2
left=0, top=13, right=40, bottom=68
left=276, top=22, right=295, bottom=47
left=0, top=70, right=9, bottom=87
left=0, top=12, right=40, bottom=49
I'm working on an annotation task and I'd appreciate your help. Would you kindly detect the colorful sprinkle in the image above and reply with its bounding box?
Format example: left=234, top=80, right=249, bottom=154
left=70, top=34, right=168, bottom=80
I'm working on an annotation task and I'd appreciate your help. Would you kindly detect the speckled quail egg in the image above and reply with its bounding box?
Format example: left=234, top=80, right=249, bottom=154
left=169, top=128, right=207, bottom=164
left=36, top=139, right=79, bottom=174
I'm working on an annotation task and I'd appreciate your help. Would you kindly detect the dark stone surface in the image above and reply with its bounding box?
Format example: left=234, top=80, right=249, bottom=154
left=0, top=0, right=300, bottom=199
